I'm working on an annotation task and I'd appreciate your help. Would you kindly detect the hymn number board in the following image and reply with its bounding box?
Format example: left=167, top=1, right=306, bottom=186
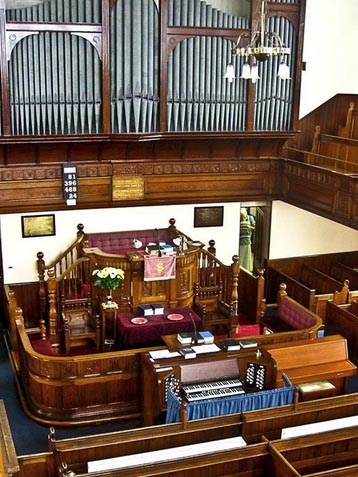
left=63, top=163, right=78, bottom=206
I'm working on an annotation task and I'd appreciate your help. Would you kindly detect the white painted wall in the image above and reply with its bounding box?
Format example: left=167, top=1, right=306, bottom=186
left=3, top=200, right=357, bottom=284
left=300, top=0, right=358, bottom=118
left=270, top=201, right=358, bottom=259
left=1, top=203, right=242, bottom=284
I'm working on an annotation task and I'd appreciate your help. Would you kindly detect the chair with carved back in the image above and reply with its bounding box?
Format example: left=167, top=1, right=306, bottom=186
left=193, top=281, right=237, bottom=336
left=61, top=293, right=101, bottom=354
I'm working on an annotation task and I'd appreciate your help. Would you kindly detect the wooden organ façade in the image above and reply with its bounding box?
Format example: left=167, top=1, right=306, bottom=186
left=141, top=335, right=356, bottom=425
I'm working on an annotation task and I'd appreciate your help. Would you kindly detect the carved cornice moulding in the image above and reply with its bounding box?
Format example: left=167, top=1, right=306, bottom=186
left=0, top=159, right=273, bottom=182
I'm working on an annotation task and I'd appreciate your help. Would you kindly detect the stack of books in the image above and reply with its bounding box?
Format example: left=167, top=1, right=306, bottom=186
left=138, top=304, right=154, bottom=316
left=222, top=338, right=241, bottom=351
left=199, top=331, right=214, bottom=344
left=138, top=304, right=165, bottom=316
left=160, top=244, right=175, bottom=255
left=177, top=331, right=214, bottom=345
left=145, top=242, right=175, bottom=256
left=152, top=304, right=164, bottom=315
left=177, top=332, right=204, bottom=345
left=179, top=347, right=197, bottom=359
left=239, top=339, right=258, bottom=349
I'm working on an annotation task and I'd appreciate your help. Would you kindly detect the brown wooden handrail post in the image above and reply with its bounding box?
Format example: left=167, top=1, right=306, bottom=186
left=180, top=400, right=188, bottom=430
left=47, top=269, right=59, bottom=345
left=277, top=282, right=287, bottom=305
left=257, top=268, right=266, bottom=323
left=168, top=217, right=178, bottom=240
left=8, top=288, right=18, bottom=351
left=76, top=223, right=85, bottom=257
left=293, top=386, right=299, bottom=410
left=46, top=427, right=57, bottom=477
left=37, top=251, right=47, bottom=329
left=231, top=255, right=240, bottom=315
left=208, top=239, right=216, bottom=256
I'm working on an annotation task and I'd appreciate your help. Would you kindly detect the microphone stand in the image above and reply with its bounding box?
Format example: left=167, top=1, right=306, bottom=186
left=189, top=312, right=198, bottom=344
left=155, top=228, right=161, bottom=257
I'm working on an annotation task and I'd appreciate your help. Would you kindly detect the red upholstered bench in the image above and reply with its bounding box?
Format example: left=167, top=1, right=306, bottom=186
left=85, top=228, right=171, bottom=255
left=261, top=288, right=321, bottom=334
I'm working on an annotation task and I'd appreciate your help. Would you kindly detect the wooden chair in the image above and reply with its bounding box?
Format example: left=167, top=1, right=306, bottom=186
left=61, top=294, right=101, bottom=354
left=193, top=281, right=237, bottom=336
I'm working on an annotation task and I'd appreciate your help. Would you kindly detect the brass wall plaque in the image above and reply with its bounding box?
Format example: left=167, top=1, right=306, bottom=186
left=112, top=175, right=145, bottom=201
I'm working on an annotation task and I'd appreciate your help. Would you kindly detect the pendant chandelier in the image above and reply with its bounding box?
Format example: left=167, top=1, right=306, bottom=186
left=225, top=0, right=291, bottom=84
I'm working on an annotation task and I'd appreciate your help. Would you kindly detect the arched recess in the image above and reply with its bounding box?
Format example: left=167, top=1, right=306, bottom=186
left=167, top=36, right=248, bottom=132
left=8, top=32, right=102, bottom=135
left=5, top=0, right=103, bottom=136
left=254, top=15, right=297, bottom=131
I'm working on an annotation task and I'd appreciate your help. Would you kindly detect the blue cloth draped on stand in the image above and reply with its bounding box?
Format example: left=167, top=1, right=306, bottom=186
left=166, top=385, right=296, bottom=423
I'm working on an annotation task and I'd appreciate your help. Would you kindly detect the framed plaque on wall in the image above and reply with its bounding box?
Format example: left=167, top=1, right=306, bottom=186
left=194, top=206, right=224, bottom=227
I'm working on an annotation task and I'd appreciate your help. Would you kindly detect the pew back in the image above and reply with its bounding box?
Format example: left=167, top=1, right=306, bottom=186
left=330, top=262, right=358, bottom=290
left=272, top=426, right=358, bottom=476
left=48, top=417, right=243, bottom=477
left=238, top=268, right=265, bottom=324
left=242, top=393, right=358, bottom=444
left=339, top=102, right=358, bottom=139
left=300, top=265, right=344, bottom=294
left=54, top=425, right=358, bottom=477
left=305, top=125, right=358, bottom=174
left=325, top=300, right=358, bottom=364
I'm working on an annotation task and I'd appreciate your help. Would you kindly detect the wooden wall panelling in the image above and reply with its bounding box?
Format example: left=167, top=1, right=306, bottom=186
left=0, top=133, right=294, bottom=214
left=16, top=316, right=142, bottom=424
left=10, top=283, right=39, bottom=329
left=281, top=160, right=356, bottom=227
left=286, top=94, right=358, bottom=154
left=265, top=250, right=358, bottom=305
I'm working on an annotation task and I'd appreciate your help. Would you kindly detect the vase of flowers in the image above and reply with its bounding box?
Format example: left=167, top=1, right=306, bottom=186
left=92, top=266, right=125, bottom=307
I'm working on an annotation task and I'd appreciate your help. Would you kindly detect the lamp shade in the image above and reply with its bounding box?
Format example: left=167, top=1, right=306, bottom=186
left=277, top=61, right=291, bottom=80
left=240, top=62, right=251, bottom=80
left=224, top=63, right=235, bottom=83
left=250, top=64, right=260, bottom=83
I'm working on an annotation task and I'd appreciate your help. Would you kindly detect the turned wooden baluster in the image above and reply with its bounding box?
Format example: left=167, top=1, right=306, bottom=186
left=47, top=269, right=59, bottom=345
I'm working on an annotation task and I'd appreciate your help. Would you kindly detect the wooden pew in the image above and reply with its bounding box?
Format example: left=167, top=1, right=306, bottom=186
left=266, top=267, right=348, bottom=321
left=242, top=392, right=358, bottom=444
left=0, top=400, right=19, bottom=477
left=271, top=426, right=358, bottom=476
left=300, top=264, right=345, bottom=295
left=330, top=262, right=358, bottom=294
left=260, top=283, right=322, bottom=334
left=304, top=125, right=358, bottom=174
left=238, top=268, right=265, bottom=324
left=50, top=419, right=358, bottom=477
left=61, top=443, right=272, bottom=477
left=46, top=394, right=358, bottom=470
left=47, top=416, right=245, bottom=477
left=339, top=101, right=358, bottom=139
left=325, top=300, right=358, bottom=365
left=16, top=392, right=358, bottom=477
left=261, top=334, right=356, bottom=392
